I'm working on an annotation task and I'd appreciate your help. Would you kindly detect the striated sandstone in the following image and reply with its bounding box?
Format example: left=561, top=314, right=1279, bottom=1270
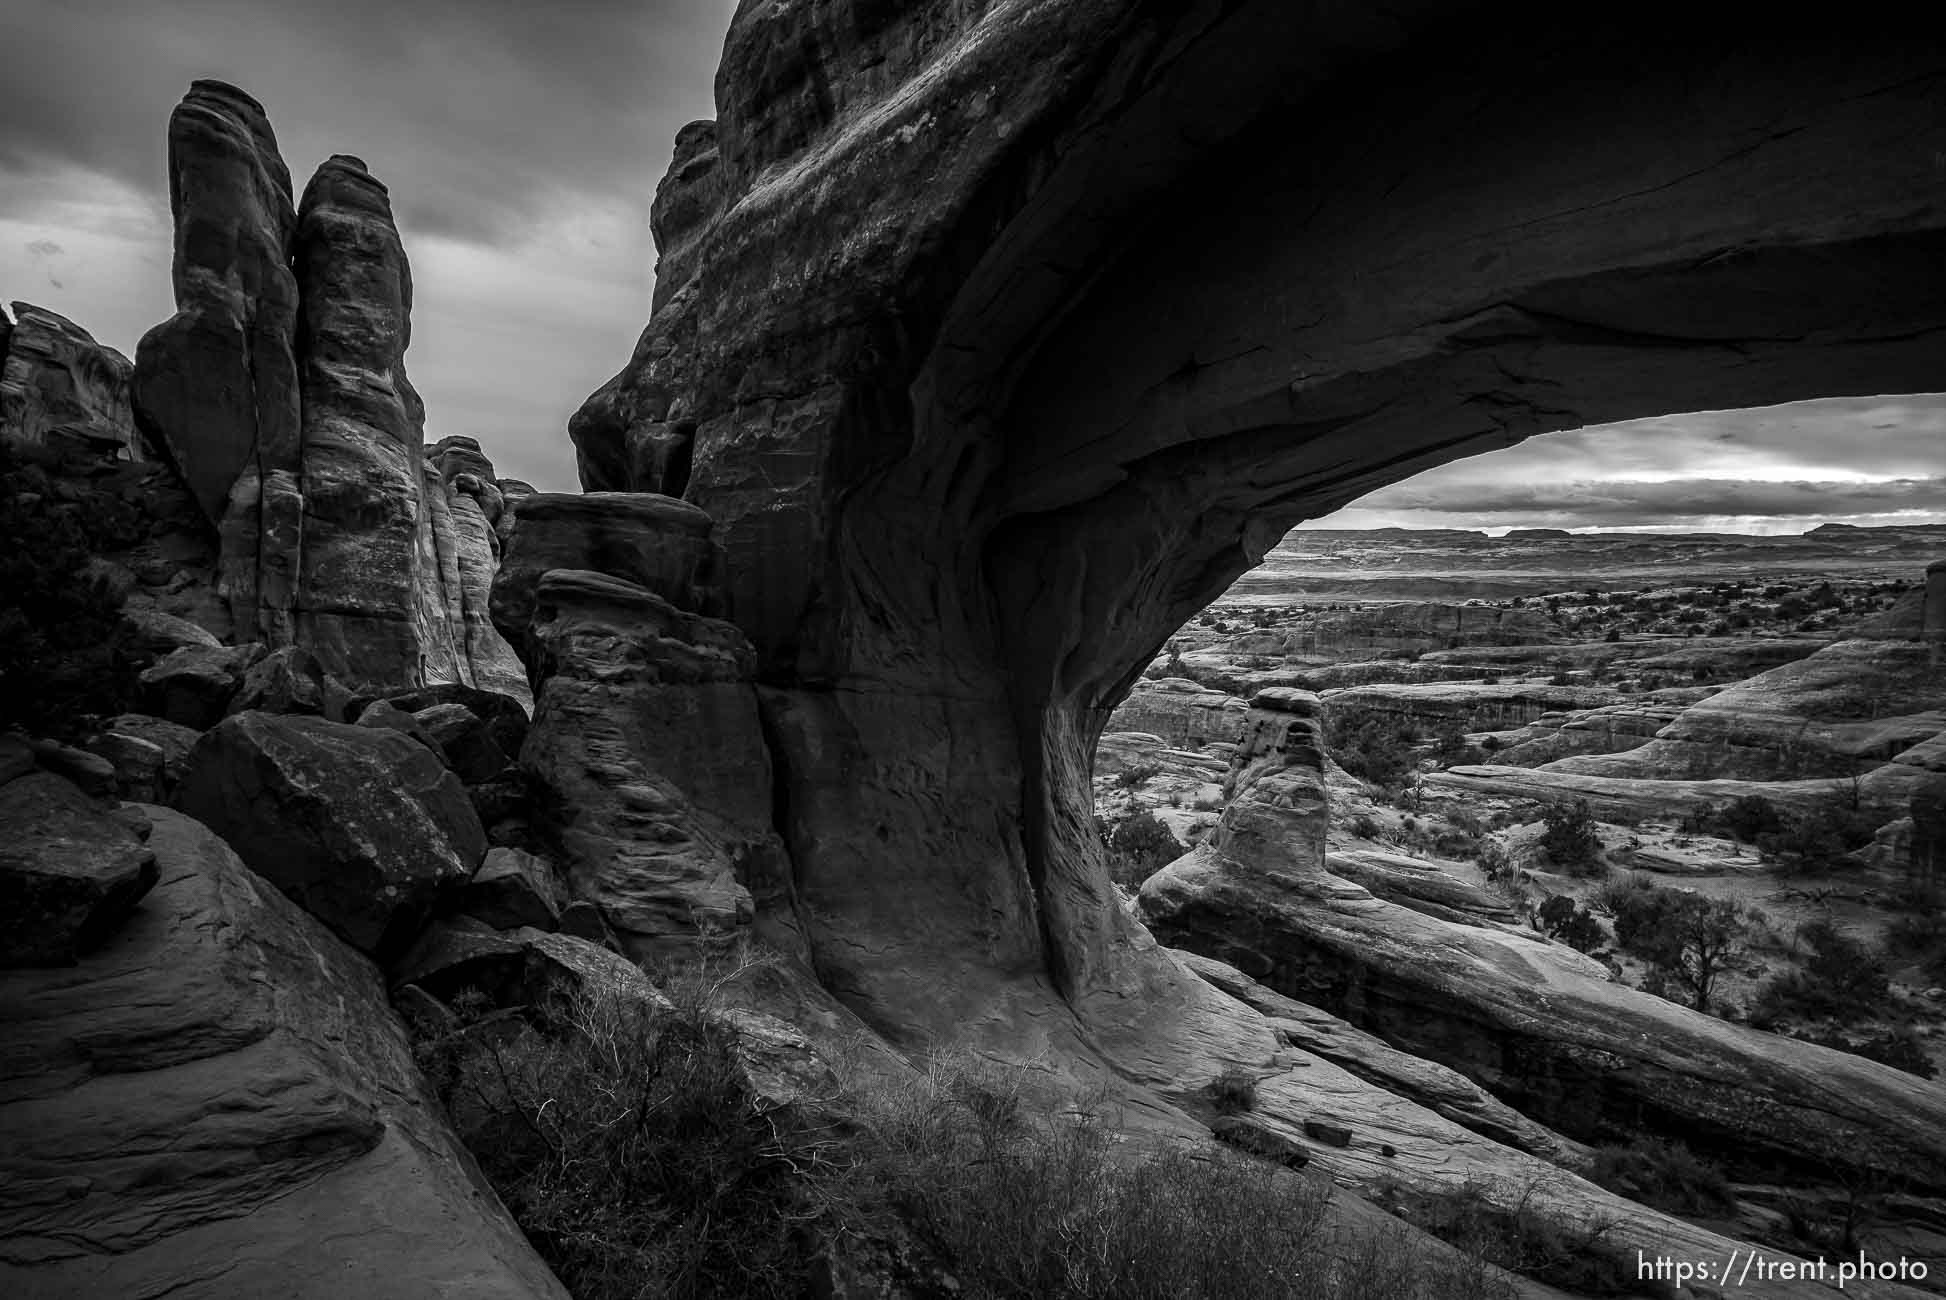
left=1109, top=679, right=1249, bottom=749
left=0, top=807, right=566, bottom=1299
left=0, top=303, right=138, bottom=458
left=1140, top=692, right=1946, bottom=1200
left=134, top=79, right=301, bottom=530
left=1546, top=637, right=1945, bottom=781
left=515, top=566, right=788, bottom=957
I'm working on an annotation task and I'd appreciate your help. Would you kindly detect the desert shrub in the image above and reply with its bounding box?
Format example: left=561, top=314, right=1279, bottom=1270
left=1368, top=1179, right=1657, bottom=1298
left=1323, top=704, right=1419, bottom=789
left=1205, top=1068, right=1258, bottom=1116
left=1589, top=871, right=1656, bottom=917
left=1756, top=796, right=1881, bottom=874
left=1539, top=801, right=1603, bottom=876
left=1348, top=813, right=1383, bottom=840
left=1534, top=895, right=1605, bottom=955
left=1102, top=809, right=1184, bottom=888
left=1751, top=920, right=1888, bottom=1026
left=1117, top=762, right=1162, bottom=789
left=1612, top=888, right=1759, bottom=1014
left=416, top=985, right=838, bottom=1300
left=1587, top=1138, right=1736, bottom=1217
left=1476, top=839, right=1513, bottom=881
left=1431, top=722, right=1480, bottom=766
left=1884, top=910, right=1946, bottom=988
left=0, top=442, right=141, bottom=738
left=856, top=1056, right=1502, bottom=1300
left=1717, top=795, right=1786, bottom=844
left=1794, top=1027, right=1936, bottom=1080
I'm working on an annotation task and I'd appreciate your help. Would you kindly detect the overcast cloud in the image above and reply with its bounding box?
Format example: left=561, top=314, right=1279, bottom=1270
left=1, top=5, right=1941, bottom=528
left=0, top=0, right=734, bottom=490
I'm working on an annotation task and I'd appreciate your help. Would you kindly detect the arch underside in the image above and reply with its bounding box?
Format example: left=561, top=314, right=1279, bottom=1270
left=595, top=3, right=1946, bottom=1059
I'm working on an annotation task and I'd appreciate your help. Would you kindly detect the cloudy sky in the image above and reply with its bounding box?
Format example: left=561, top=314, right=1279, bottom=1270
left=3, top=3, right=1941, bottom=531
left=0, top=0, right=736, bottom=491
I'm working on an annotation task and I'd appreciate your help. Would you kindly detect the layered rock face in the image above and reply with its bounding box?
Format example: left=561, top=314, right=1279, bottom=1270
left=0, top=303, right=139, bottom=458
left=0, top=806, right=565, bottom=1300
left=1139, top=691, right=1946, bottom=1199
left=1545, top=637, right=1945, bottom=781
left=1223, top=603, right=1559, bottom=661
left=1110, top=679, right=1249, bottom=749
left=132, top=80, right=527, bottom=705
left=572, top=3, right=1946, bottom=1055
left=491, top=495, right=790, bottom=960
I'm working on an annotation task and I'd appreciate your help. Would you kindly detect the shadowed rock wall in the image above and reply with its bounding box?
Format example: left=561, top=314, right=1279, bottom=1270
left=573, top=4, right=1946, bottom=1058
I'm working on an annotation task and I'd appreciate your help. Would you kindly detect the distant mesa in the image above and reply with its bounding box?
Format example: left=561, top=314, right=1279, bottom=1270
left=1503, top=527, right=1573, bottom=540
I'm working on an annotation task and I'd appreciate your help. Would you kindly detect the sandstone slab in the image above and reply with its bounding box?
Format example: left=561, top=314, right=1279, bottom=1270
left=173, top=712, right=486, bottom=959
left=0, top=806, right=566, bottom=1298
left=0, top=774, right=157, bottom=968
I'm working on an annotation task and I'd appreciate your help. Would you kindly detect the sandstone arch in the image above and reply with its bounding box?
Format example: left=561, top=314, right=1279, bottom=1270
left=572, top=1, right=1946, bottom=1066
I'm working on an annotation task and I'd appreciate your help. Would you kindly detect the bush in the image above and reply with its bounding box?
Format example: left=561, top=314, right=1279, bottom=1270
left=1206, top=1068, right=1258, bottom=1116
left=1539, top=801, right=1603, bottom=876
left=855, top=1054, right=1507, bottom=1300
left=1324, top=704, right=1419, bottom=789
left=1588, top=1138, right=1736, bottom=1217
left=1796, top=1027, right=1936, bottom=1080
left=1751, top=920, right=1888, bottom=1026
left=1368, top=1179, right=1656, bottom=1298
left=416, top=985, right=837, bottom=1300
left=1717, top=795, right=1785, bottom=844
left=1612, top=887, right=1759, bottom=1013
left=1756, top=796, right=1881, bottom=874
left=1116, top=762, right=1161, bottom=790
left=1101, top=809, right=1184, bottom=889
left=1589, top=871, right=1656, bottom=917
left=1535, top=895, right=1605, bottom=955
left=0, top=442, right=140, bottom=738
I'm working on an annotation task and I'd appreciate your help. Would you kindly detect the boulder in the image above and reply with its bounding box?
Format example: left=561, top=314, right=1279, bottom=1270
left=0, top=301, right=138, bottom=458
left=119, top=607, right=222, bottom=657
left=224, top=643, right=330, bottom=716
left=0, top=773, right=158, bottom=967
left=411, top=702, right=511, bottom=783
left=172, top=712, right=486, bottom=959
left=459, top=847, right=563, bottom=932
left=0, top=734, right=35, bottom=786
left=354, top=699, right=440, bottom=751
left=25, top=740, right=117, bottom=799
left=377, top=682, right=529, bottom=763
left=0, top=806, right=567, bottom=1298
left=137, top=642, right=263, bottom=729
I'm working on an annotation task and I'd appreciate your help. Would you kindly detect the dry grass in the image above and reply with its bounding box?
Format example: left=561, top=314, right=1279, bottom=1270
left=414, top=975, right=1524, bottom=1300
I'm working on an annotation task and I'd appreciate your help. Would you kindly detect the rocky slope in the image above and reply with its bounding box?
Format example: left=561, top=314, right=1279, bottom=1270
left=1139, top=690, right=1946, bottom=1217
